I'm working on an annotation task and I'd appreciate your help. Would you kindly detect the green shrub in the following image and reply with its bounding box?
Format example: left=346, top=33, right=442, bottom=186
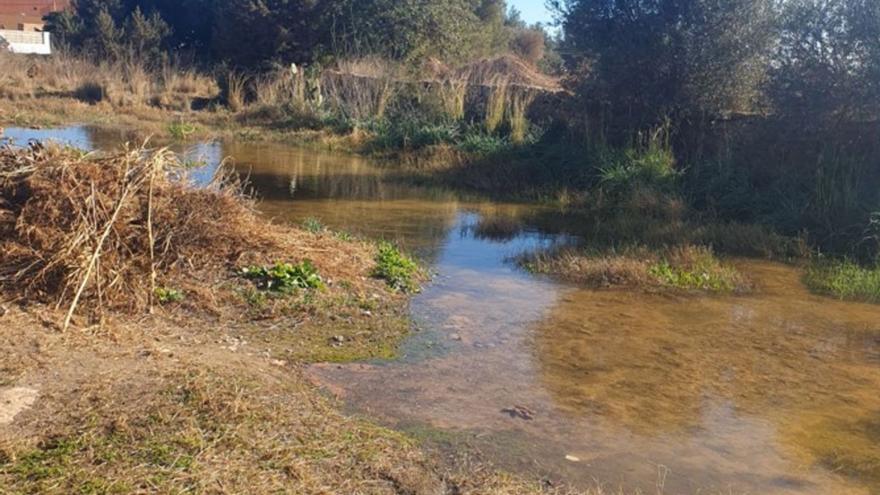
left=372, top=242, right=419, bottom=293
left=598, top=143, right=678, bottom=196
left=242, top=261, right=324, bottom=293
left=804, top=259, right=880, bottom=303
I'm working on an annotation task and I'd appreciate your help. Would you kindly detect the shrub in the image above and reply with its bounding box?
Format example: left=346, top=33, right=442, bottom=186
left=242, top=261, right=324, bottom=293
left=598, top=137, right=678, bottom=197
left=372, top=242, right=419, bottom=293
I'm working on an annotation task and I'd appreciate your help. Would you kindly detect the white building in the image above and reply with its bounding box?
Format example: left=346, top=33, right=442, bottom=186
left=0, top=29, right=51, bottom=55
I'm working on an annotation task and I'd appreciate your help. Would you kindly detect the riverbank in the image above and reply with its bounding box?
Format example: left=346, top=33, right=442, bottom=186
left=0, top=145, right=555, bottom=494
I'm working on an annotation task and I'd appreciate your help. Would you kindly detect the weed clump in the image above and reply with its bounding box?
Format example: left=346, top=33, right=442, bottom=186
left=522, top=244, right=749, bottom=293
left=372, top=242, right=420, bottom=293
left=242, top=261, right=324, bottom=293
left=648, top=247, right=743, bottom=292
left=154, top=287, right=184, bottom=304
left=804, top=259, right=880, bottom=303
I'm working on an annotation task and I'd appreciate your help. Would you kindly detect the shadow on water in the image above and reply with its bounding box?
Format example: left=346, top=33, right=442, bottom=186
left=6, top=126, right=880, bottom=494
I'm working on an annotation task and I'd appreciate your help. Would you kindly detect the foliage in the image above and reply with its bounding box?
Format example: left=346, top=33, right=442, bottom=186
left=554, top=0, right=775, bottom=131
left=372, top=242, right=419, bottom=293
left=47, top=0, right=524, bottom=68
left=167, top=121, right=196, bottom=140
left=648, top=259, right=737, bottom=292
left=154, top=287, right=184, bottom=304
left=242, top=261, right=325, bottom=293
left=302, top=217, right=325, bottom=234
left=598, top=131, right=678, bottom=197
left=770, top=0, right=880, bottom=121
left=804, top=259, right=880, bottom=303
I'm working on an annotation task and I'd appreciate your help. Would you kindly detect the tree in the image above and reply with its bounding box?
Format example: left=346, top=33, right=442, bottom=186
left=555, top=0, right=777, bottom=132
left=770, top=0, right=880, bottom=120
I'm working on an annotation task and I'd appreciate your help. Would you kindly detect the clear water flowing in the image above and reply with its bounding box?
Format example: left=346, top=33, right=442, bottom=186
left=5, top=126, right=880, bottom=494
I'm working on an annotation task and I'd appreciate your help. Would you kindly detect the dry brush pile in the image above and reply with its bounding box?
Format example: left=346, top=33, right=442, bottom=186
left=0, top=144, right=377, bottom=328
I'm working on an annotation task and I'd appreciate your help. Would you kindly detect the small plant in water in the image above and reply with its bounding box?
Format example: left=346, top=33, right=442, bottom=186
left=168, top=121, right=196, bottom=140
left=302, top=217, right=324, bottom=233
left=372, top=242, right=419, bottom=293
left=154, top=287, right=184, bottom=304
left=242, top=261, right=325, bottom=293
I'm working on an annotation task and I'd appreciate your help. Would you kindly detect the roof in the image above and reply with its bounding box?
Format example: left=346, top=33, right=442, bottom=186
left=0, top=1, right=70, bottom=29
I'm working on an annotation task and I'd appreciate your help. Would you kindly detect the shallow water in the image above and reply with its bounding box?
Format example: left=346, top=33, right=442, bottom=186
left=7, top=126, right=880, bottom=494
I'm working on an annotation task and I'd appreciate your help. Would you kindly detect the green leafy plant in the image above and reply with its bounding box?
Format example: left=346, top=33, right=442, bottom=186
left=154, top=287, right=184, bottom=304
left=242, top=261, right=324, bottom=293
left=372, top=242, right=419, bottom=293
left=168, top=122, right=196, bottom=140
left=302, top=217, right=324, bottom=233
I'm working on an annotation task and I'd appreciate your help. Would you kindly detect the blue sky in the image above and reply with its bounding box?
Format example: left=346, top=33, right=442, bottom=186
left=509, top=0, right=554, bottom=26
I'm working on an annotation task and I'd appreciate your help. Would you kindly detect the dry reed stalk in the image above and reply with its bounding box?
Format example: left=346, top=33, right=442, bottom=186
left=63, top=157, right=140, bottom=331
left=485, top=76, right=510, bottom=134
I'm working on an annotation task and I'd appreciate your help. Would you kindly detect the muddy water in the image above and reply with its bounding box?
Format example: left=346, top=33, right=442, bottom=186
left=6, top=126, right=880, bottom=494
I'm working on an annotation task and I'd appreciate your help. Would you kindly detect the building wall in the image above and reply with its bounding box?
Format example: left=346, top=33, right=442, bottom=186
left=0, top=29, right=51, bottom=55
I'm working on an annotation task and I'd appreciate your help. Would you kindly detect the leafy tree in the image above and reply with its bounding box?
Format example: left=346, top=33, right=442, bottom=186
left=555, top=0, right=777, bottom=131
left=770, top=0, right=880, bottom=120
left=325, top=0, right=492, bottom=62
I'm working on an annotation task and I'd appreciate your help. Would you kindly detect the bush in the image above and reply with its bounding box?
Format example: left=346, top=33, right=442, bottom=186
left=598, top=139, right=678, bottom=197
left=371, top=242, right=419, bottom=293
left=242, top=261, right=324, bottom=293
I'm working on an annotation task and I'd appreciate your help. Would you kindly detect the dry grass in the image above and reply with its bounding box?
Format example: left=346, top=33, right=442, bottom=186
left=0, top=304, right=568, bottom=494
left=0, top=144, right=391, bottom=329
left=485, top=77, right=509, bottom=134
left=0, top=50, right=217, bottom=111
left=319, top=58, right=409, bottom=122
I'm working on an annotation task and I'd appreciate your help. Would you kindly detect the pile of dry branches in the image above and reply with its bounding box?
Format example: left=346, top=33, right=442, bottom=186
left=0, top=144, right=274, bottom=327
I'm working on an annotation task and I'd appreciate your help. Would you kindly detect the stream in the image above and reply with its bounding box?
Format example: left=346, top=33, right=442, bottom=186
left=4, top=126, right=880, bottom=494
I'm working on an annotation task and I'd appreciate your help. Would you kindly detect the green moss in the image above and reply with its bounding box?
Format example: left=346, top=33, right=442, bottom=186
left=804, top=259, right=880, bottom=303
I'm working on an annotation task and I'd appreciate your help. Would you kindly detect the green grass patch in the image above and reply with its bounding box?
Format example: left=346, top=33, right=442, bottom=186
left=372, top=242, right=420, bottom=293
left=804, top=259, right=880, bottom=303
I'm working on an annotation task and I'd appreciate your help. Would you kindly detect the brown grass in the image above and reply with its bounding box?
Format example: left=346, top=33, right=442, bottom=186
left=0, top=50, right=217, bottom=110
left=0, top=144, right=387, bottom=328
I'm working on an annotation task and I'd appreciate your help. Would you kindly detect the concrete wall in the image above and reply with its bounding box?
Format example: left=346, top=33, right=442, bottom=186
left=0, top=30, right=51, bottom=55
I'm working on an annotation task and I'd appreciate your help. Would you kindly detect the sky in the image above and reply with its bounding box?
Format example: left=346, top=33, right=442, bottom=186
left=509, top=0, right=554, bottom=26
